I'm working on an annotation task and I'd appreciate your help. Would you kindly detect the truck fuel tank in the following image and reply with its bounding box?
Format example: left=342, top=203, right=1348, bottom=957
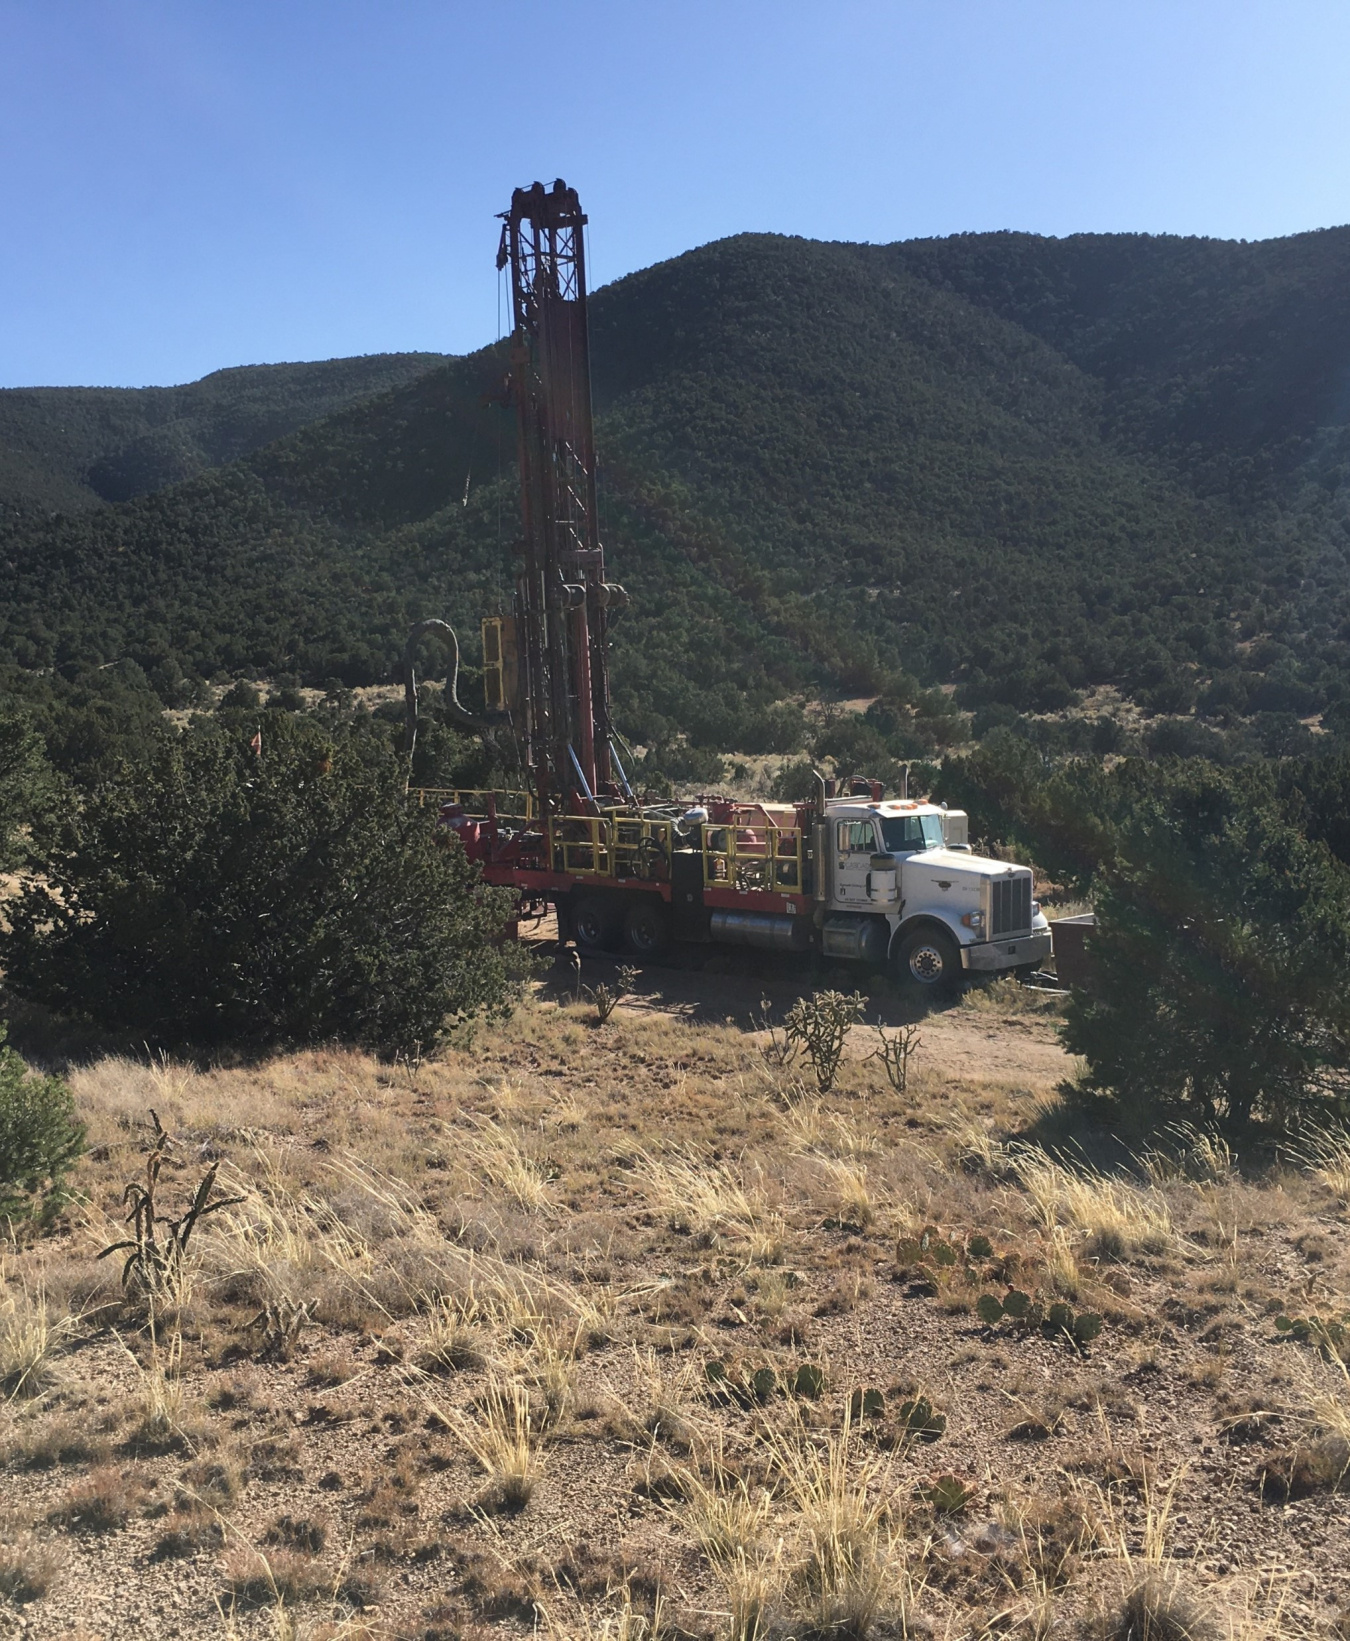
left=708, top=910, right=812, bottom=952
left=821, top=914, right=890, bottom=964
left=867, top=854, right=899, bottom=903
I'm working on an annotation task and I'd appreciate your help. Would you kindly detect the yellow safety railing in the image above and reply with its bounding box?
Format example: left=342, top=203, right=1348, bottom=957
left=542, top=812, right=675, bottom=879
left=610, top=815, right=674, bottom=880
left=407, top=787, right=536, bottom=823
left=548, top=815, right=613, bottom=876
left=703, top=821, right=802, bottom=892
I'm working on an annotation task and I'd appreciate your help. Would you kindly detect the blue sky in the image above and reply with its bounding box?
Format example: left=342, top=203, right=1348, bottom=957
left=3, top=1, right=1349, bottom=388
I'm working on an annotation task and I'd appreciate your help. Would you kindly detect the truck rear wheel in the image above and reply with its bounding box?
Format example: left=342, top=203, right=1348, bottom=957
left=895, top=926, right=962, bottom=992
left=624, top=897, right=671, bottom=957
left=573, top=896, right=621, bottom=954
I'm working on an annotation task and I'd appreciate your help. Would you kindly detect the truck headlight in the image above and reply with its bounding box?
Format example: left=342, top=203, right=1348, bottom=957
left=1031, top=900, right=1041, bottom=916
left=961, top=911, right=984, bottom=932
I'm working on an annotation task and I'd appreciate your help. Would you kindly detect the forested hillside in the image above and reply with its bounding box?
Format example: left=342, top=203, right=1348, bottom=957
left=0, top=352, right=446, bottom=515
left=3, top=227, right=1350, bottom=755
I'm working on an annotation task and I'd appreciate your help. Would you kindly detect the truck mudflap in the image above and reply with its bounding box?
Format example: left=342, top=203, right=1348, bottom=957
left=961, top=931, right=1052, bottom=972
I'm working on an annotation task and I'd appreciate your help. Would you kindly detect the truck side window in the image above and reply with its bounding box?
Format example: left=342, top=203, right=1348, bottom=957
left=837, top=821, right=875, bottom=854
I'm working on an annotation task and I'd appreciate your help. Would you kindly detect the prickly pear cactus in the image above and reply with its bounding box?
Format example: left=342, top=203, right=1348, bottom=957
left=920, top=1473, right=972, bottom=1514
left=848, top=1386, right=886, bottom=1421
left=792, top=1363, right=825, bottom=1399
left=897, top=1396, right=947, bottom=1440
left=976, top=1289, right=1103, bottom=1351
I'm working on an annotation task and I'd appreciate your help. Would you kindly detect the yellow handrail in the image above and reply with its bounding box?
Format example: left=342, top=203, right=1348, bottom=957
left=407, top=787, right=536, bottom=823
left=543, top=813, right=674, bottom=879
left=703, top=821, right=802, bottom=892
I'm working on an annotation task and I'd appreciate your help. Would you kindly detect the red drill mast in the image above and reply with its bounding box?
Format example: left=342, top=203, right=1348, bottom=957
left=495, top=178, right=625, bottom=811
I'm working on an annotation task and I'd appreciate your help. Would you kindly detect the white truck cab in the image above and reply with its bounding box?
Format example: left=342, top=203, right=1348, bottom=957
left=818, top=798, right=1051, bottom=988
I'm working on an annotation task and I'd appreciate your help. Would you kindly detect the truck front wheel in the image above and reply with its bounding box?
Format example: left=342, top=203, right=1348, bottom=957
left=895, top=926, right=962, bottom=991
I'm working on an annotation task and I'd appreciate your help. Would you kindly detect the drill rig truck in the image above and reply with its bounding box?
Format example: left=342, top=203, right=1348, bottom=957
left=407, top=179, right=1051, bottom=990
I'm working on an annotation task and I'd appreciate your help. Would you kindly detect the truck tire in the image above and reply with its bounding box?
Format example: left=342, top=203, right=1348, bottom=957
left=624, top=897, right=671, bottom=957
left=573, top=896, right=621, bottom=954
left=895, top=926, right=962, bottom=992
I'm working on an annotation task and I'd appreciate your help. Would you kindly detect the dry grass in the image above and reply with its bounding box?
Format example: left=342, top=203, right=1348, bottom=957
left=437, top=1378, right=544, bottom=1509
left=813, top=1156, right=879, bottom=1229
left=765, top=1410, right=916, bottom=1638
left=672, top=1465, right=774, bottom=1565
left=461, top=1117, right=558, bottom=1212
left=48, top=1464, right=145, bottom=1532
left=6, top=1407, right=111, bottom=1470
left=1013, top=1149, right=1173, bottom=1258
left=416, top=1290, right=489, bottom=1373
left=0, top=1281, right=71, bottom=1399
left=1300, top=1128, right=1350, bottom=1205
left=633, top=1149, right=784, bottom=1261
left=0, top=1515, right=65, bottom=1602
left=2, top=980, right=1341, bottom=1640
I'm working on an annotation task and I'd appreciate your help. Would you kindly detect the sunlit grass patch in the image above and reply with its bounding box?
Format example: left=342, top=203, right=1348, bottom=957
left=0, top=1281, right=72, bottom=1399
left=633, top=1148, right=783, bottom=1259
left=1013, top=1150, right=1173, bottom=1259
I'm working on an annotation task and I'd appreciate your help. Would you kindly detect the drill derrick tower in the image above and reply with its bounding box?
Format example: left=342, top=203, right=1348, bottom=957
left=497, top=178, right=623, bottom=810
left=402, top=179, right=1051, bottom=989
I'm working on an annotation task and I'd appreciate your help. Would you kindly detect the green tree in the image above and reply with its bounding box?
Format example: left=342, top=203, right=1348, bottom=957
left=0, top=708, right=59, bottom=871
left=2, top=716, right=523, bottom=1054
left=1063, top=764, right=1350, bottom=1133
left=0, top=1030, right=85, bottom=1223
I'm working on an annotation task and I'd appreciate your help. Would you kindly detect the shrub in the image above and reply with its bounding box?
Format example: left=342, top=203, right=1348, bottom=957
left=1063, top=764, right=1350, bottom=1133
left=0, top=709, right=59, bottom=872
left=0, top=1031, right=84, bottom=1222
left=783, top=990, right=866, bottom=1094
left=3, top=716, right=523, bottom=1054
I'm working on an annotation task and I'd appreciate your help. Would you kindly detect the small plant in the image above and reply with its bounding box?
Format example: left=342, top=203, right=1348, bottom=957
left=783, top=990, right=866, bottom=1094
left=976, top=1288, right=1102, bottom=1349
left=394, top=1039, right=424, bottom=1093
left=919, top=1473, right=972, bottom=1514
left=263, top=1511, right=328, bottom=1554
left=792, top=1362, right=826, bottom=1399
left=894, top=1224, right=996, bottom=1294
left=250, top=1295, right=314, bottom=1361
left=848, top=1386, right=886, bottom=1421
left=868, top=1022, right=921, bottom=1096
left=896, top=1226, right=960, bottom=1271
left=1275, top=1311, right=1349, bottom=1362
left=586, top=963, right=639, bottom=1024
left=704, top=1357, right=829, bottom=1409
left=896, top=1396, right=947, bottom=1441
left=0, top=1027, right=85, bottom=1223
left=0, top=1284, right=71, bottom=1399
left=757, top=997, right=798, bottom=1071
left=439, top=1379, right=543, bottom=1510
left=706, top=1358, right=780, bottom=1408
left=0, top=1518, right=64, bottom=1602
left=98, top=1112, right=242, bottom=1300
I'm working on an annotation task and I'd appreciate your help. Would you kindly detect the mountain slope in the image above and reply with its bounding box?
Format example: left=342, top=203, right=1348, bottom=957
left=0, top=352, right=447, bottom=516
left=3, top=227, right=1349, bottom=744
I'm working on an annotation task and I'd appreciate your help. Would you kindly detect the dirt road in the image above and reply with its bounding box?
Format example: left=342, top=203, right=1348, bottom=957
left=523, top=914, right=1073, bottom=1093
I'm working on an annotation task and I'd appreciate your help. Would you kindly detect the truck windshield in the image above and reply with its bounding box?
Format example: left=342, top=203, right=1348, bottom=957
left=878, top=814, right=946, bottom=853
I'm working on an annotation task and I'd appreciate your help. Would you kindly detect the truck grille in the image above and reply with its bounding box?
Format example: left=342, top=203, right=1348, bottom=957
left=991, top=872, right=1033, bottom=938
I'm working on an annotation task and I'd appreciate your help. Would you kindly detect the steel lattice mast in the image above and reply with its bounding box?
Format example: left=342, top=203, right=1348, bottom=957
left=497, top=178, right=619, bottom=808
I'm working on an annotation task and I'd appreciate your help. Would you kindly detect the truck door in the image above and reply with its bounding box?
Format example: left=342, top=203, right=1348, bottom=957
left=834, top=819, right=876, bottom=906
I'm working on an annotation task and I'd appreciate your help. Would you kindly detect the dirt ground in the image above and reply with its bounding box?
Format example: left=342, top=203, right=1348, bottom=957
left=2, top=948, right=1349, bottom=1641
